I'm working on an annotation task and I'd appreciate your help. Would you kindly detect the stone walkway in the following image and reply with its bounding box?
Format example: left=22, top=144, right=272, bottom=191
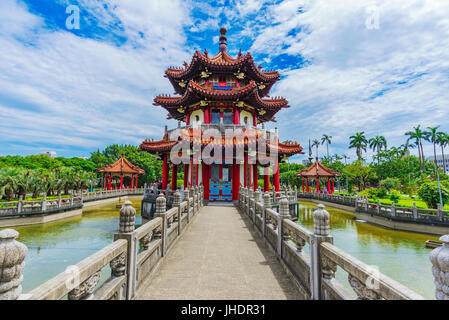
left=135, top=205, right=302, bottom=300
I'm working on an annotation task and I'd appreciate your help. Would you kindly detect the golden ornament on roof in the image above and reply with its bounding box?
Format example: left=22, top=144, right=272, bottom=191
left=259, top=109, right=266, bottom=115
left=234, top=69, right=245, bottom=80
left=179, top=80, right=187, bottom=88
left=200, top=68, right=211, bottom=79
left=258, top=82, right=266, bottom=90
left=236, top=100, right=244, bottom=108
left=177, top=106, right=185, bottom=113
left=199, top=100, right=208, bottom=107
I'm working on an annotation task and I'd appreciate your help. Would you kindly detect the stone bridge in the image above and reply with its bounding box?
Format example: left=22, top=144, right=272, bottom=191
left=1, top=186, right=448, bottom=300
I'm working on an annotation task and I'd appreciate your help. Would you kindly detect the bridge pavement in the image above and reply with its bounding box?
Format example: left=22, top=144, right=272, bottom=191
left=135, top=205, right=302, bottom=300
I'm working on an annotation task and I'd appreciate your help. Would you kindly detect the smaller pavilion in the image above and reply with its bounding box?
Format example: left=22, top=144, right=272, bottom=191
left=98, top=156, right=145, bottom=190
left=296, top=158, right=340, bottom=194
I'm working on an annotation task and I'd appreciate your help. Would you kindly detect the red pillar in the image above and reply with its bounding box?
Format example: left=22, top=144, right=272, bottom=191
left=162, top=154, right=169, bottom=190
left=332, top=179, right=335, bottom=194
left=120, top=174, right=123, bottom=190
left=135, top=175, right=138, bottom=189
left=171, top=164, right=177, bottom=191
left=184, top=164, right=188, bottom=189
left=273, top=161, right=280, bottom=195
left=264, top=167, right=270, bottom=192
left=233, top=106, right=240, bottom=125
left=190, top=158, right=193, bottom=188
left=232, top=162, right=240, bottom=201
left=306, top=178, right=309, bottom=192
left=316, top=177, right=320, bottom=193
left=195, top=164, right=199, bottom=186
left=253, top=164, right=258, bottom=191
left=244, top=153, right=248, bottom=187
left=108, top=174, right=112, bottom=190
left=131, top=174, right=134, bottom=189
left=253, top=110, right=257, bottom=127
left=327, top=178, right=330, bottom=194
left=205, top=105, right=211, bottom=124
left=186, top=110, right=190, bottom=125
left=203, top=164, right=210, bottom=200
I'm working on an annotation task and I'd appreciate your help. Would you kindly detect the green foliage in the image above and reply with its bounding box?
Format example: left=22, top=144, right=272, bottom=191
left=389, top=189, right=401, bottom=203
left=380, top=177, right=401, bottom=190
left=343, top=160, right=377, bottom=191
left=417, top=181, right=449, bottom=209
left=358, top=187, right=387, bottom=199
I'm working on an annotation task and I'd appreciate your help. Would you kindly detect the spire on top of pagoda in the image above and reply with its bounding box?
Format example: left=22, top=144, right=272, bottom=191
left=219, top=27, right=227, bottom=53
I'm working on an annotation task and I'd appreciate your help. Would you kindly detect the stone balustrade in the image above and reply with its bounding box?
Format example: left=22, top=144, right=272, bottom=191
left=0, top=188, right=144, bottom=219
left=1, top=187, right=203, bottom=300
left=238, top=186, right=437, bottom=300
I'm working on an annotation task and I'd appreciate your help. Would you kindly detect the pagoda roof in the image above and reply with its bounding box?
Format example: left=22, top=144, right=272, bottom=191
left=153, top=80, right=288, bottom=122
left=296, top=158, right=341, bottom=178
left=165, top=50, right=280, bottom=96
left=98, top=156, right=145, bottom=174
left=139, top=129, right=303, bottom=158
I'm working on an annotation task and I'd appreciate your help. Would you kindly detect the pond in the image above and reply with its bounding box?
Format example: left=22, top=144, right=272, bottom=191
left=12, top=198, right=143, bottom=293
left=297, top=201, right=438, bottom=299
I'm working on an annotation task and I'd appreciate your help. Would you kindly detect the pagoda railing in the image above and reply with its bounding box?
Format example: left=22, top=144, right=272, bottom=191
left=167, top=123, right=272, bottom=137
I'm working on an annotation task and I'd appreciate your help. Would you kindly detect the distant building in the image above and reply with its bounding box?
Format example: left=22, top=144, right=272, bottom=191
left=77, top=156, right=88, bottom=160
left=41, top=151, right=57, bottom=158
left=427, top=155, right=449, bottom=172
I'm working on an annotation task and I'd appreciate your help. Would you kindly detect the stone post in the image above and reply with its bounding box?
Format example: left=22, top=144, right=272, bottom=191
left=437, top=204, right=443, bottom=221
left=364, top=198, right=368, bottom=212
left=377, top=199, right=380, bottom=215
left=185, top=188, right=191, bottom=223
left=255, top=189, right=261, bottom=218
left=173, top=190, right=182, bottom=235
left=17, top=196, right=23, bottom=214
left=42, top=194, right=47, bottom=211
left=310, top=204, right=333, bottom=300
left=391, top=201, right=396, bottom=217
left=413, top=202, right=418, bottom=220
left=113, top=200, right=137, bottom=300
left=277, top=197, right=291, bottom=258
left=263, top=192, right=272, bottom=238
left=429, top=234, right=449, bottom=300
left=0, top=229, right=28, bottom=300
left=154, top=194, right=167, bottom=256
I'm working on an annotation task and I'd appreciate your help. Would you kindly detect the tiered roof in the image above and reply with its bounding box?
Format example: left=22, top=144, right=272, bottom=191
left=296, top=158, right=340, bottom=178
left=153, top=80, right=289, bottom=122
left=98, top=156, right=145, bottom=174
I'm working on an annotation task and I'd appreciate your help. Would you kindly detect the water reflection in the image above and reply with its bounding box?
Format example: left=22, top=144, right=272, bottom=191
left=297, top=201, right=438, bottom=299
left=12, top=198, right=142, bottom=293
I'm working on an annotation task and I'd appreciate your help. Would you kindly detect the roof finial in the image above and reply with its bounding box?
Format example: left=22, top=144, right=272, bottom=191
left=219, top=27, right=227, bottom=53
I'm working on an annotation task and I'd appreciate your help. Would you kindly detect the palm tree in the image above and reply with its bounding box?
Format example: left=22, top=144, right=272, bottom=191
left=425, top=126, right=440, bottom=169
left=349, top=132, right=368, bottom=160
left=312, top=139, right=320, bottom=159
left=321, top=134, right=332, bottom=159
left=0, top=168, right=22, bottom=201
left=436, top=131, right=449, bottom=173
left=405, top=125, right=426, bottom=170
left=369, top=135, right=387, bottom=164
left=333, top=154, right=343, bottom=162
left=342, top=154, right=350, bottom=165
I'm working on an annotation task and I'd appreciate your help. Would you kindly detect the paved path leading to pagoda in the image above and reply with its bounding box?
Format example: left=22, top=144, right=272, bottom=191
left=135, top=205, right=302, bottom=300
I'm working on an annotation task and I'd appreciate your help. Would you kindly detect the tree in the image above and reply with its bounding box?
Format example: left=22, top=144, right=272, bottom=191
left=321, top=134, right=332, bottom=159
left=342, top=160, right=377, bottom=191
left=369, top=135, right=387, bottom=164
left=312, top=139, right=320, bottom=159
left=436, top=132, right=449, bottom=174
left=418, top=181, right=449, bottom=209
left=425, top=126, right=440, bottom=169
left=349, top=132, right=368, bottom=160
left=405, top=125, right=427, bottom=171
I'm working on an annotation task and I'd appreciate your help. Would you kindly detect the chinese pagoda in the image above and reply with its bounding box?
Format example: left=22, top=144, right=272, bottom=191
left=139, top=28, right=303, bottom=202
left=98, top=156, right=145, bottom=190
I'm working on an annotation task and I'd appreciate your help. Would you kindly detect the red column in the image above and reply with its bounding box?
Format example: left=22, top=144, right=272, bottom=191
left=203, top=164, right=210, bottom=200
left=108, top=174, right=112, bottom=190
left=332, top=179, right=335, bottom=194
left=171, top=164, right=177, bottom=191
left=316, top=177, right=320, bottom=193
left=184, top=164, right=188, bottom=188
left=131, top=174, right=134, bottom=189
left=306, top=178, right=309, bottom=192
left=135, top=175, right=138, bottom=189
left=327, top=178, right=330, bottom=194
left=195, top=164, right=199, bottom=186
left=120, top=174, right=123, bottom=190
left=273, top=161, right=280, bottom=196
left=253, top=164, right=258, bottom=191
left=190, top=158, right=193, bottom=188
left=205, top=106, right=211, bottom=124
left=264, top=167, right=270, bottom=192
left=244, top=153, right=248, bottom=187
left=233, top=106, right=240, bottom=125
left=186, top=110, right=190, bottom=125
left=253, top=110, right=257, bottom=127
left=162, top=154, right=169, bottom=190
left=232, top=162, right=240, bottom=201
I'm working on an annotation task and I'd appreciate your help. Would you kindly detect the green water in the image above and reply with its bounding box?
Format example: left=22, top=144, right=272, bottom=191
left=297, top=201, right=438, bottom=299
left=12, top=198, right=142, bottom=293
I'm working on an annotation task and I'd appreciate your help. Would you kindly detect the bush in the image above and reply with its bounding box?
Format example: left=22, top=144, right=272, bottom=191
left=389, top=189, right=401, bottom=203
left=380, top=177, right=401, bottom=191
left=358, top=187, right=388, bottom=199
left=417, top=181, right=449, bottom=209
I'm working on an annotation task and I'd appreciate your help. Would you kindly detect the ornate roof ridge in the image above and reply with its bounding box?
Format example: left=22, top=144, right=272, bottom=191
left=98, top=156, right=145, bottom=174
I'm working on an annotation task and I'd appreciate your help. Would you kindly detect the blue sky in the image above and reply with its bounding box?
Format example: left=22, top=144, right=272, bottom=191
left=1, top=0, right=449, bottom=163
